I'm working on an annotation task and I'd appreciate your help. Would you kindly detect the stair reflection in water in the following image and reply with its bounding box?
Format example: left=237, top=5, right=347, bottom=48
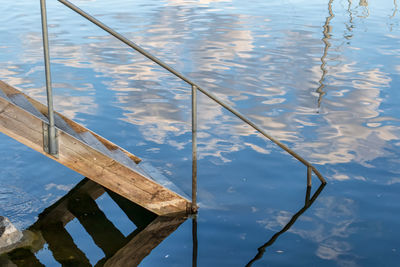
left=5, top=178, right=187, bottom=266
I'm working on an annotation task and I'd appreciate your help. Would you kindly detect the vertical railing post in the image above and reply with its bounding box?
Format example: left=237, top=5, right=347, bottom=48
left=40, top=0, right=57, bottom=155
left=191, top=85, right=198, bottom=213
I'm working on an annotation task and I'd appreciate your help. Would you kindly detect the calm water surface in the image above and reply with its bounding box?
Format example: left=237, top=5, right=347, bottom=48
left=0, top=0, right=400, bottom=266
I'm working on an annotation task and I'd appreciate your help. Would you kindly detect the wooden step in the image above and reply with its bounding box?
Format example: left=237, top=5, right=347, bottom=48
left=139, top=162, right=189, bottom=198
left=78, top=131, right=112, bottom=156
left=0, top=80, right=191, bottom=216
left=0, top=88, right=9, bottom=100
left=54, top=113, right=83, bottom=141
left=8, top=93, right=49, bottom=122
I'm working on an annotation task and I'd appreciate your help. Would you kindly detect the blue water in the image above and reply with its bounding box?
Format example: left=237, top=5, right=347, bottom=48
left=0, top=0, right=400, bottom=266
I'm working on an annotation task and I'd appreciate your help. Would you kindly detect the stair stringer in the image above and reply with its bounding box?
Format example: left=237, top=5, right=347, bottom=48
left=0, top=81, right=190, bottom=216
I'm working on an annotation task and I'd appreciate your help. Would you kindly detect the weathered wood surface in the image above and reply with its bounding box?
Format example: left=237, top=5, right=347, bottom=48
left=0, top=81, right=190, bottom=216
left=0, top=81, right=141, bottom=164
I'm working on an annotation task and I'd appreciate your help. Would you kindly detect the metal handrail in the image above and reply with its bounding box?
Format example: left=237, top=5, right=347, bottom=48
left=41, top=0, right=326, bottom=213
left=40, top=0, right=57, bottom=155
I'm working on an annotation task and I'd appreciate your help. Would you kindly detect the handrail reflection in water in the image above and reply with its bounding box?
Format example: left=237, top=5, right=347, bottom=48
left=192, top=215, right=198, bottom=267
left=3, top=178, right=187, bottom=266
left=246, top=183, right=326, bottom=267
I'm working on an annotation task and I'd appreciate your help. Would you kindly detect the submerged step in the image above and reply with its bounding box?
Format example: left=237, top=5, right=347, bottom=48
left=4, top=90, right=84, bottom=143
left=54, top=113, right=83, bottom=141
left=139, top=162, right=189, bottom=199
left=8, top=94, right=48, bottom=122
left=0, top=88, right=9, bottom=101
left=79, top=131, right=112, bottom=156
left=109, top=149, right=146, bottom=175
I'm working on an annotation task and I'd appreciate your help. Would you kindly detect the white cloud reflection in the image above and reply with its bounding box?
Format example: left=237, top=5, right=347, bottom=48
left=257, top=196, right=360, bottom=266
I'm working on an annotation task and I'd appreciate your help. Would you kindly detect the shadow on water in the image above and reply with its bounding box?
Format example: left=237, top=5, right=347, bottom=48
left=245, top=182, right=326, bottom=267
left=2, top=178, right=187, bottom=266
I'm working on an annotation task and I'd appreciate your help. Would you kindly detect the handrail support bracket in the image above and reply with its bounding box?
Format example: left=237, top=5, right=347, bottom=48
left=43, top=122, right=59, bottom=157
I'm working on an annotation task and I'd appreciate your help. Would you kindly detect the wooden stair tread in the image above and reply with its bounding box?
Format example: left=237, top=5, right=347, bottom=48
left=0, top=88, right=9, bottom=100
left=139, top=162, right=189, bottom=199
left=78, top=131, right=112, bottom=156
left=8, top=93, right=49, bottom=122
left=54, top=112, right=83, bottom=141
left=109, top=148, right=146, bottom=175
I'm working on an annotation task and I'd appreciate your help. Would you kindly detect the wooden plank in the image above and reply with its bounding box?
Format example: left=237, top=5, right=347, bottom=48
left=103, top=216, right=186, bottom=267
left=0, top=80, right=141, bottom=163
left=58, top=132, right=189, bottom=215
left=0, top=81, right=190, bottom=216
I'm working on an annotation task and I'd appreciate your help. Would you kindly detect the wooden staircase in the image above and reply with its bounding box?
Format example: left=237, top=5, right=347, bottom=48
left=0, top=80, right=190, bottom=216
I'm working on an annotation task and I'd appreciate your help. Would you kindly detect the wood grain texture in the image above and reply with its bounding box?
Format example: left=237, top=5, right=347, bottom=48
left=0, top=80, right=142, bottom=163
left=0, top=81, right=190, bottom=215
